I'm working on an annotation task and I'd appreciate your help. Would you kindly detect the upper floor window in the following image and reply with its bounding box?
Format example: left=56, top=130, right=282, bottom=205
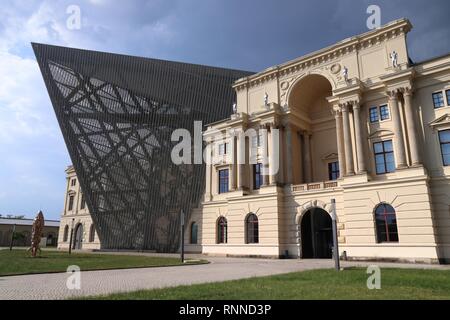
left=218, top=143, right=228, bottom=155
left=369, top=107, right=379, bottom=123
left=328, top=161, right=340, bottom=181
left=432, top=92, right=445, bottom=108
left=379, top=104, right=390, bottom=120
left=370, top=105, right=390, bottom=123
left=253, top=163, right=263, bottom=190
left=218, top=169, right=229, bottom=194
left=374, top=140, right=395, bottom=174
left=446, top=90, right=450, bottom=106
left=251, top=132, right=264, bottom=148
left=71, top=179, right=77, bottom=187
left=439, top=129, right=450, bottom=166
left=80, top=194, right=86, bottom=210
left=68, top=195, right=75, bottom=211
left=374, top=203, right=398, bottom=243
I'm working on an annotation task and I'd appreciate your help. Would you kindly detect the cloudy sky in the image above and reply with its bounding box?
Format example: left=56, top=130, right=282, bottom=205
left=0, top=0, right=449, bottom=220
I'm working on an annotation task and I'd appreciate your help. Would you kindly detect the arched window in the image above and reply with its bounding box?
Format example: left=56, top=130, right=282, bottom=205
left=190, top=222, right=198, bottom=244
left=89, top=224, right=96, bottom=242
left=374, top=203, right=398, bottom=243
left=246, top=214, right=259, bottom=244
left=63, top=225, right=69, bottom=242
left=217, top=217, right=227, bottom=244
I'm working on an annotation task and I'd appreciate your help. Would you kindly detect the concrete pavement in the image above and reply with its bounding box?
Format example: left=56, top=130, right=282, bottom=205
left=0, top=255, right=449, bottom=300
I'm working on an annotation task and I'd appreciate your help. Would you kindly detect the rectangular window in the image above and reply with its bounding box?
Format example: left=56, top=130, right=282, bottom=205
left=71, top=179, right=76, bottom=186
left=68, top=195, right=75, bottom=211
left=439, top=130, right=450, bottom=166
left=379, top=104, right=390, bottom=120
left=218, top=143, right=228, bottom=155
left=253, top=163, right=263, bottom=189
left=432, top=92, right=445, bottom=108
left=80, top=194, right=86, bottom=210
left=369, top=107, right=379, bottom=123
left=328, top=161, right=340, bottom=181
left=374, top=140, right=395, bottom=174
left=446, top=89, right=450, bottom=106
left=218, top=169, right=229, bottom=194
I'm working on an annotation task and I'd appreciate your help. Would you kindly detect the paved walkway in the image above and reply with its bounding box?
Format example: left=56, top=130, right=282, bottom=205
left=0, top=254, right=449, bottom=300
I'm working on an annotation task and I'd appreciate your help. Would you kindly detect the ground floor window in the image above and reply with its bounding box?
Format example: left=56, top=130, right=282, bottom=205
left=246, top=214, right=259, bottom=244
left=89, top=224, right=95, bottom=242
left=374, top=203, right=398, bottom=243
left=217, top=217, right=227, bottom=244
left=63, top=225, right=69, bottom=242
left=190, top=222, right=198, bottom=244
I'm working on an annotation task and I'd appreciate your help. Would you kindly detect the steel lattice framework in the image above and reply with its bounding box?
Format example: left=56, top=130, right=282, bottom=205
left=33, top=43, right=253, bottom=252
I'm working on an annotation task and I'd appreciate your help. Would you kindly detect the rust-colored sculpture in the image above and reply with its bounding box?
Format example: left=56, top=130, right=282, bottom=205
left=29, top=211, right=45, bottom=257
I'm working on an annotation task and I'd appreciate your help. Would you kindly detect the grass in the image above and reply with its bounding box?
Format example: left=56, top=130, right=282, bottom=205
left=0, top=249, right=206, bottom=276
left=90, top=268, right=450, bottom=300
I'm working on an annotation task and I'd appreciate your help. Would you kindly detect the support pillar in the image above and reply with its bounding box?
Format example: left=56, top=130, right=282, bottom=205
left=303, top=132, right=312, bottom=183
left=334, top=108, right=346, bottom=178
left=341, top=103, right=355, bottom=175
left=402, top=87, right=422, bottom=166
left=388, top=90, right=408, bottom=169
left=352, top=101, right=367, bottom=173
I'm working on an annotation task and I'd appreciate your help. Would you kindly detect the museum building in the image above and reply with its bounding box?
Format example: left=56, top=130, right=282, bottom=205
left=185, top=19, right=450, bottom=263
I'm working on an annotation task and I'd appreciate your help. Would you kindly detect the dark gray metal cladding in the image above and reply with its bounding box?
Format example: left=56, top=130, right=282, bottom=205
left=32, top=43, right=254, bottom=252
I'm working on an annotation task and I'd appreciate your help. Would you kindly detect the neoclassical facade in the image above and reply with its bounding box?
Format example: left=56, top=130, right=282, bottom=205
left=186, top=19, right=450, bottom=263
left=58, top=166, right=100, bottom=250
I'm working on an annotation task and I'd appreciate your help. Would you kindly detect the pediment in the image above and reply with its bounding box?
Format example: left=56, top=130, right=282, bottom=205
left=322, top=152, right=338, bottom=161
left=429, top=113, right=450, bottom=129
left=368, top=129, right=394, bottom=140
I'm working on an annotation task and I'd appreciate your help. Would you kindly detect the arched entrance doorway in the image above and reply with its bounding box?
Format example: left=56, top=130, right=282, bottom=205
left=300, top=208, right=332, bottom=258
left=73, top=224, right=83, bottom=250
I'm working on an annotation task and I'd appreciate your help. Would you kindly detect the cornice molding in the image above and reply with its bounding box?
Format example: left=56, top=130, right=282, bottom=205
left=233, top=19, right=412, bottom=91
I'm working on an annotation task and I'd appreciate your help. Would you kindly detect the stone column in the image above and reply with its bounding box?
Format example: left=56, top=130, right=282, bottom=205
left=334, top=108, right=346, bottom=178
left=204, top=137, right=213, bottom=201
left=237, top=131, right=246, bottom=190
left=261, top=126, right=270, bottom=187
left=268, top=123, right=281, bottom=185
left=341, top=103, right=355, bottom=175
left=284, top=124, right=293, bottom=184
left=228, top=134, right=236, bottom=191
left=388, top=90, right=408, bottom=168
left=402, top=87, right=422, bottom=166
left=352, top=101, right=367, bottom=173
left=303, top=132, right=312, bottom=183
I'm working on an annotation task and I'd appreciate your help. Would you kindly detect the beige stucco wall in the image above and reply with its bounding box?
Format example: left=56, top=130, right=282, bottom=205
left=191, top=19, right=450, bottom=263
left=58, top=166, right=101, bottom=250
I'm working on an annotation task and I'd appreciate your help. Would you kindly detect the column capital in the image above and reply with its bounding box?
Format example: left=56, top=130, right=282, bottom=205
left=386, top=89, right=400, bottom=100
left=399, top=86, right=414, bottom=97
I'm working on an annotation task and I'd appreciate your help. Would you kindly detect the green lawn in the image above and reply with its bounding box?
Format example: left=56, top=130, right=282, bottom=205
left=0, top=249, right=205, bottom=276
left=91, top=268, right=450, bottom=300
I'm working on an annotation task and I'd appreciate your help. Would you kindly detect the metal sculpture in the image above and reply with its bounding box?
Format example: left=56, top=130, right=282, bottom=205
left=29, top=211, right=44, bottom=257
left=33, top=43, right=253, bottom=252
